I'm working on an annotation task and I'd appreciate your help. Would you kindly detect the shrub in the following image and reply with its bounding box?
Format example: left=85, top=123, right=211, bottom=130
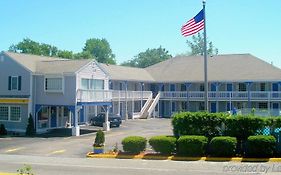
left=209, top=136, right=237, bottom=157
left=177, top=135, right=208, bottom=156
left=172, top=112, right=227, bottom=138
left=94, top=130, right=105, bottom=147
left=122, top=136, right=147, bottom=154
left=246, top=135, right=276, bottom=158
left=0, top=124, right=8, bottom=135
left=149, top=136, right=176, bottom=155
left=224, top=115, right=266, bottom=141
left=26, top=114, right=36, bottom=136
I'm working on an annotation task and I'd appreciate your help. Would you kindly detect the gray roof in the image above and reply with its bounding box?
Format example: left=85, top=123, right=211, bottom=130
left=100, top=63, right=155, bottom=82
left=145, top=54, right=281, bottom=82
left=4, top=52, right=281, bottom=82
left=4, top=52, right=92, bottom=74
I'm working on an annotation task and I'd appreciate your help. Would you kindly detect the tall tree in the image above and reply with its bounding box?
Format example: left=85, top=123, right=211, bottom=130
left=121, top=46, right=172, bottom=68
left=186, top=33, right=218, bottom=56
left=83, top=38, right=116, bottom=64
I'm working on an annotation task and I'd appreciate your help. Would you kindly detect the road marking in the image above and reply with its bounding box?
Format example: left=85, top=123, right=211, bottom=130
left=5, top=147, right=24, bottom=153
left=50, top=149, right=66, bottom=155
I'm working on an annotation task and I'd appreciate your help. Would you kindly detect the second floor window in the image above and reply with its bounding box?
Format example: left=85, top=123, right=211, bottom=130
left=238, top=83, right=246, bottom=91
left=8, top=76, right=21, bottom=91
left=45, top=77, right=63, bottom=92
left=81, top=79, right=104, bottom=90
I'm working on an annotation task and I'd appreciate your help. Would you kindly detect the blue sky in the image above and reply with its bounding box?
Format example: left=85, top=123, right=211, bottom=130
left=0, top=0, right=280, bottom=67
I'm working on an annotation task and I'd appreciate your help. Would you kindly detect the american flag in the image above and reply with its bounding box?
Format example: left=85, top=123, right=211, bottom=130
left=181, top=9, right=204, bottom=37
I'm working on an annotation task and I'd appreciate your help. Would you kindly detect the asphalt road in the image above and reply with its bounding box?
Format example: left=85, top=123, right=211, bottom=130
left=0, top=118, right=172, bottom=158
left=2, top=154, right=281, bottom=175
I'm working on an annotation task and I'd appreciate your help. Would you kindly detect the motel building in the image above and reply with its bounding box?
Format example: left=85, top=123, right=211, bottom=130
left=1, top=51, right=281, bottom=136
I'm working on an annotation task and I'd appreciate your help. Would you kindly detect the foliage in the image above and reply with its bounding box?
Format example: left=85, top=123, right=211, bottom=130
left=186, top=33, right=218, bottom=56
left=172, top=112, right=227, bottom=138
left=209, top=136, right=237, bottom=157
left=246, top=135, right=276, bottom=157
left=17, top=164, right=34, bottom=175
left=94, top=130, right=105, bottom=147
left=149, top=136, right=176, bottom=155
left=0, top=124, right=8, bottom=135
left=122, top=136, right=147, bottom=154
left=121, top=46, right=172, bottom=68
left=25, top=114, right=36, bottom=136
left=83, top=38, right=116, bottom=64
left=57, top=50, right=74, bottom=59
left=224, top=115, right=266, bottom=140
left=177, top=135, right=208, bottom=156
left=9, top=38, right=58, bottom=57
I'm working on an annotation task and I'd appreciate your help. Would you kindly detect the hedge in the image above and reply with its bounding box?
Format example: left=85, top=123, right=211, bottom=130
left=122, top=136, right=147, bottom=154
left=149, top=136, right=176, bottom=155
left=246, top=135, right=276, bottom=158
left=209, top=136, right=237, bottom=157
left=172, top=112, right=227, bottom=138
left=177, top=135, right=208, bottom=156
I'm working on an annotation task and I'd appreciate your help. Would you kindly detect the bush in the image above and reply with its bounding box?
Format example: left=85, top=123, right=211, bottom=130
left=172, top=112, right=227, bottom=138
left=149, top=136, right=176, bottom=155
left=0, top=124, right=8, bottom=135
left=209, top=136, right=237, bottom=157
left=224, top=115, right=266, bottom=141
left=26, top=114, right=36, bottom=136
left=122, top=136, right=147, bottom=154
left=177, top=135, right=208, bottom=156
left=246, top=135, right=276, bottom=158
left=94, top=130, right=105, bottom=147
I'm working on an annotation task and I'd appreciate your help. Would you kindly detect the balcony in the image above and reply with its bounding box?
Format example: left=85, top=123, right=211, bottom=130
left=160, top=91, right=281, bottom=101
left=76, top=89, right=152, bottom=103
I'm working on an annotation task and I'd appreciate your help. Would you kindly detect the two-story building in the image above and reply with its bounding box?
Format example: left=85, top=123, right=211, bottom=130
left=1, top=52, right=281, bottom=136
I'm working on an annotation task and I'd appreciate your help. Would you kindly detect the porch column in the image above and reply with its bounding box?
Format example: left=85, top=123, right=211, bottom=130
left=215, top=82, right=221, bottom=112
left=72, top=105, right=80, bottom=136
left=140, top=82, right=144, bottom=108
left=103, top=105, right=110, bottom=131
left=124, top=81, right=128, bottom=121
left=158, top=83, right=164, bottom=117
left=118, top=91, right=121, bottom=116
left=185, top=83, right=192, bottom=111
left=246, top=82, right=253, bottom=109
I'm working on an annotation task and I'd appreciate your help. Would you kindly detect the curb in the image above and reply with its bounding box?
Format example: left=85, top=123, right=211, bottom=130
left=0, top=173, right=17, bottom=175
left=86, top=152, right=281, bottom=162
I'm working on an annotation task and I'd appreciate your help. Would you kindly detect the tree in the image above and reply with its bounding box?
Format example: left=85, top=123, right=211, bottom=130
left=73, top=51, right=94, bottom=59
left=9, top=38, right=59, bottom=57
left=57, top=50, right=74, bottom=59
left=186, top=33, right=218, bottom=56
left=121, top=46, right=172, bottom=68
left=83, top=38, right=116, bottom=64
left=26, top=114, right=36, bottom=136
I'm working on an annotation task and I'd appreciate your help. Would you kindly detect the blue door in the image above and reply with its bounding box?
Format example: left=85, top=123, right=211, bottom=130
left=50, top=107, right=57, bottom=128
left=211, top=103, right=216, bottom=113
left=227, top=102, right=233, bottom=111
left=227, top=83, right=233, bottom=91
left=273, top=103, right=279, bottom=116
left=170, top=84, right=175, bottom=91
left=211, top=83, right=216, bottom=91
left=272, top=83, right=278, bottom=91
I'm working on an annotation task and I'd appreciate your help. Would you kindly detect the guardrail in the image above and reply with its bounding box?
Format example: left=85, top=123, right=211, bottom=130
left=160, top=91, right=281, bottom=101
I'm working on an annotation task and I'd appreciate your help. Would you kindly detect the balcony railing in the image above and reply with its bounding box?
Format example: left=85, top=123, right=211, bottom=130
left=76, top=89, right=152, bottom=103
left=160, top=91, right=281, bottom=101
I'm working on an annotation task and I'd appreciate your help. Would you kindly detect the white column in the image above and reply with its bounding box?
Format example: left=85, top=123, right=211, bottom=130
left=103, top=106, right=110, bottom=131
left=72, top=106, right=80, bottom=136
left=68, top=109, right=72, bottom=128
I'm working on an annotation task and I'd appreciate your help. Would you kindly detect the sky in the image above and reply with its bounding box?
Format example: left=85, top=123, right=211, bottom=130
left=0, top=0, right=280, bottom=67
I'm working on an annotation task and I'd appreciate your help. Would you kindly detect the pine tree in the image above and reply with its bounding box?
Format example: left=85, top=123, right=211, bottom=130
left=26, top=114, right=36, bottom=136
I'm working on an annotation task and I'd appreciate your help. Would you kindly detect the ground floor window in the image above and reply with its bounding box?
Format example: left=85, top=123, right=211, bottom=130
left=0, top=106, right=21, bottom=121
left=259, top=102, right=268, bottom=109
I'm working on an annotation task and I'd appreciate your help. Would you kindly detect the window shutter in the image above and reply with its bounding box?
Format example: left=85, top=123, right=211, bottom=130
left=8, top=76, right=11, bottom=90
left=18, top=76, right=22, bottom=91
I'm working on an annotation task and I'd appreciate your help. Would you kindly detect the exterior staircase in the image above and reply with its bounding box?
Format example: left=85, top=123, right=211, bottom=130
left=139, top=92, right=160, bottom=119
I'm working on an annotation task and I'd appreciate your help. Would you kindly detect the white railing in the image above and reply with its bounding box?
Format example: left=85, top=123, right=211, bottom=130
left=148, top=92, right=161, bottom=117
left=77, top=89, right=152, bottom=103
left=160, top=91, right=281, bottom=101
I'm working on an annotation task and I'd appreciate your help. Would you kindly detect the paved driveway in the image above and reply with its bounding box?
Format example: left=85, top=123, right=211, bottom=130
left=0, top=118, right=172, bottom=158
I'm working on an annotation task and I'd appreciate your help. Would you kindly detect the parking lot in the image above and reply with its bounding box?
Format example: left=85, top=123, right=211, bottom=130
left=0, top=118, right=172, bottom=158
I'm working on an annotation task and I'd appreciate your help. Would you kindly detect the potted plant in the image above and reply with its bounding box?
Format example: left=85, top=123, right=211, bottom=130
left=93, top=130, right=105, bottom=154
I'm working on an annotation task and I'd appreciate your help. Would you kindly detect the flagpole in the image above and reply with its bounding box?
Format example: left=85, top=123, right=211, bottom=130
left=203, top=0, right=209, bottom=112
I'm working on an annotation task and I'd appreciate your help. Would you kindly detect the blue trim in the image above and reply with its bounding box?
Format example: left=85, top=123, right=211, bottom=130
left=77, top=102, right=112, bottom=106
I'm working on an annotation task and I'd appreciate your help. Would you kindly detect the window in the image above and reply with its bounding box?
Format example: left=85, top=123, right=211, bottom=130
left=199, top=84, right=204, bottom=91
left=238, top=83, right=246, bottom=91
left=81, top=79, right=104, bottom=90
left=0, top=106, right=9, bottom=120
left=10, top=107, right=21, bottom=121
left=0, top=106, right=21, bottom=121
left=259, top=102, right=268, bottom=109
left=8, top=76, right=21, bottom=91
left=260, top=83, right=266, bottom=91
left=45, top=77, right=63, bottom=92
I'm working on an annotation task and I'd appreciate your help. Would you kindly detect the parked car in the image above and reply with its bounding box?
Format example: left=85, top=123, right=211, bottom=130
left=89, top=113, right=122, bottom=127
